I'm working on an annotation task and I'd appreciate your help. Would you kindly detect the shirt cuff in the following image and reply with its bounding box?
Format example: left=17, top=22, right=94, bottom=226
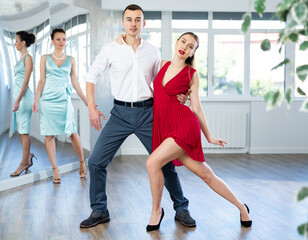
left=85, top=74, right=97, bottom=84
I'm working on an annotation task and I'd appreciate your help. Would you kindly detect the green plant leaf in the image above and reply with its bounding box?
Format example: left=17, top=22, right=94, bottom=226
left=300, top=99, right=308, bottom=112
left=271, top=59, right=290, bottom=71
left=264, top=90, right=283, bottom=110
left=297, top=87, right=306, bottom=96
left=241, top=13, right=251, bottom=33
left=254, top=0, right=266, bottom=16
left=297, top=223, right=308, bottom=235
left=291, top=2, right=308, bottom=24
left=287, top=19, right=297, bottom=28
left=300, top=24, right=308, bottom=36
left=276, top=0, right=296, bottom=21
left=272, top=90, right=281, bottom=105
left=297, top=187, right=308, bottom=201
left=296, top=65, right=308, bottom=82
left=278, top=29, right=286, bottom=43
left=300, top=41, right=308, bottom=51
left=261, top=39, right=271, bottom=51
left=289, top=33, right=298, bottom=42
left=284, top=87, right=292, bottom=105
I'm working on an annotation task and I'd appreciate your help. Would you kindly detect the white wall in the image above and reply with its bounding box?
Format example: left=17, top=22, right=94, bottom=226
left=101, top=0, right=280, bottom=12
left=250, top=101, right=308, bottom=154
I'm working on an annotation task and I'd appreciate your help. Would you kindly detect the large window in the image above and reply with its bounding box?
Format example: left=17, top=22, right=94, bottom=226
left=213, top=34, right=244, bottom=95
left=143, top=11, right=162, bottom=54
left=172, top=12, right=208, bottom=29
left=250, top=13, right=285, bottom=29
left=250, top=33, right=285, bottom=96
left=119, top=11, right=299, bottom=100
left=295, top=37, right=308, bottom=97
left=213, top=12, right=243, bottom=29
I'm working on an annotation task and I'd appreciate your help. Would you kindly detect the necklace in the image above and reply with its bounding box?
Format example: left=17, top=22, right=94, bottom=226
left=52, top=52, right=65, bottom=60
left=19, top=52, right=28, bottom=61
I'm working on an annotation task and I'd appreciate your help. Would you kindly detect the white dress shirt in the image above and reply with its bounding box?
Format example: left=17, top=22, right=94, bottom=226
left=86, top=39, right=161, bottom=102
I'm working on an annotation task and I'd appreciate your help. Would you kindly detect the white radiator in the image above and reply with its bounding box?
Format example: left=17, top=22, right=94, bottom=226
left=202, top=112, right=247, bottom=149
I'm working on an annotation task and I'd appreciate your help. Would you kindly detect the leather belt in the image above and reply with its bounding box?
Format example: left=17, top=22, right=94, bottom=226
left=114, top=98, right=153, bottom=108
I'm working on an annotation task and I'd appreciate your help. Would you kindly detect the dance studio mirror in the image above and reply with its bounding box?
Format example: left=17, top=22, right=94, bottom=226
left=0, top=1, right=90, bottom=185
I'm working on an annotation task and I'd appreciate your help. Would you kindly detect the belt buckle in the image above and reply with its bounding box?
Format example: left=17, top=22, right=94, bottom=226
left=131, top=102, right=137, bottom=108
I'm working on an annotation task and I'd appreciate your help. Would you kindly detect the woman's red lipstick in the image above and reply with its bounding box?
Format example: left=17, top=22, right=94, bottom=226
left=179, top=50, right=185, bottom=55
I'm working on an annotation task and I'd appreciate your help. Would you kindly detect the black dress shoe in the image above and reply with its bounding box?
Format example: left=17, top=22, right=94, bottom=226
left=80, top=210, right=110, bottom=228
left=146, top=208, right=164, bottom=232
left=241, top=204, right=252, bottom=227
left=175, top=209, right=196, bottom=227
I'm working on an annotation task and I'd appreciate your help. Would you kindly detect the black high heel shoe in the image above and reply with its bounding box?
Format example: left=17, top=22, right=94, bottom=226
left=241, top=204, right=252, bottom=227
left=10, top=163, right=30, bottom=177
left=146, top=208, right=164, bottom=232
left=28, top=153, right=37, bottom=168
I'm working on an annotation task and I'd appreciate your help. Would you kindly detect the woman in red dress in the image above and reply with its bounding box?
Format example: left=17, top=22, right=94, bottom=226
left=146, top=32, right=252, bottom=231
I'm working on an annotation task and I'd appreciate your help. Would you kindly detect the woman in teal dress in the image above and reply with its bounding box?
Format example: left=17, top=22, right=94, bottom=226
left=32, top=28, right=88, bottom=183
left=10, top=31, right=36, bottom=177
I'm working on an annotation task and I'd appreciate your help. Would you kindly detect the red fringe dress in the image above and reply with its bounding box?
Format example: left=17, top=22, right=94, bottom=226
left=152, top=61, right=205, bottom=166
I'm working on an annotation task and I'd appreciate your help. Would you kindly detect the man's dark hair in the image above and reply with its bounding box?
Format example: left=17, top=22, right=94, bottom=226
left=122, top=4, right=145, bottom=19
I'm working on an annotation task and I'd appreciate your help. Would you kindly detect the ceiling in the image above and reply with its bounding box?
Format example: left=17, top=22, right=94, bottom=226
left=0, top=0, right=72, bottom=20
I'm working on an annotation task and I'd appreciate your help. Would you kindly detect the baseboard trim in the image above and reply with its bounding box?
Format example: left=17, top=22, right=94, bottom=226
left=120, top=148, right=247, bottom=155
left=204, top=148, right=247, bottom=153
left=0, top=159, right=88, bottom=192
left=249, top=147, right=308, bottom=154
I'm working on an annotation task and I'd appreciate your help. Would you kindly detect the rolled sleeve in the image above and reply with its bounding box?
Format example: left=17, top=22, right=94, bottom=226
left=86, top=46, right=109, bottom=84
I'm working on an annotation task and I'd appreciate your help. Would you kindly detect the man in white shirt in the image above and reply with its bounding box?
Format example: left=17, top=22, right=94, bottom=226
left=80, top=4, right=196, bottom=229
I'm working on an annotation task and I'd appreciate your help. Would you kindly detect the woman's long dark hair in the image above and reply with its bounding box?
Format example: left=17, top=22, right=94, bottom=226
left=177, top=32, right=199, bottom=67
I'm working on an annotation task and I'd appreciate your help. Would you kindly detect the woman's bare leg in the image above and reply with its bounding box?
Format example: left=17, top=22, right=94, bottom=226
left=45, top=136, right=57, bottom=168
left=10, top=134, right=32, bottom=176
left=20, top=134, right=31, bottom=164
left=69, top=132, right=86, bottom=177
left=146, top=138, right=185, bottom=225
left=179, top=155, right=251, bottom=221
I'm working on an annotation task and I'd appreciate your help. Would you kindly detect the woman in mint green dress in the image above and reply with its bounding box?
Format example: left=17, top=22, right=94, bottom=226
left=10, top=31, right=36, bottom=177
left=33, top=28, right=88, bottom=183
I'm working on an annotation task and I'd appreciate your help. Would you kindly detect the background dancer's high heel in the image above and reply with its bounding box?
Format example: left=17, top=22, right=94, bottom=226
left=28, top=153, right=37, bottom=168
left=10, top=163, right=30, bottom=177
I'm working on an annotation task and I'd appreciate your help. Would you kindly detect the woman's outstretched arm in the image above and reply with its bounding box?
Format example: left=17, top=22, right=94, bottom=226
left=189, top=71, right=227, bottom=148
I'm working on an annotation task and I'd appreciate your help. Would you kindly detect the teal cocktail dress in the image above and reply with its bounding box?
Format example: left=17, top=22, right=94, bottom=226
left=39, top=55, right=76, bottom=136
left=13, top=54, right=33, bottom=134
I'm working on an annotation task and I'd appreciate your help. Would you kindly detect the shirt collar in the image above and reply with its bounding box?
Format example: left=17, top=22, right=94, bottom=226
left=122, top=37, right=144, bottom=50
